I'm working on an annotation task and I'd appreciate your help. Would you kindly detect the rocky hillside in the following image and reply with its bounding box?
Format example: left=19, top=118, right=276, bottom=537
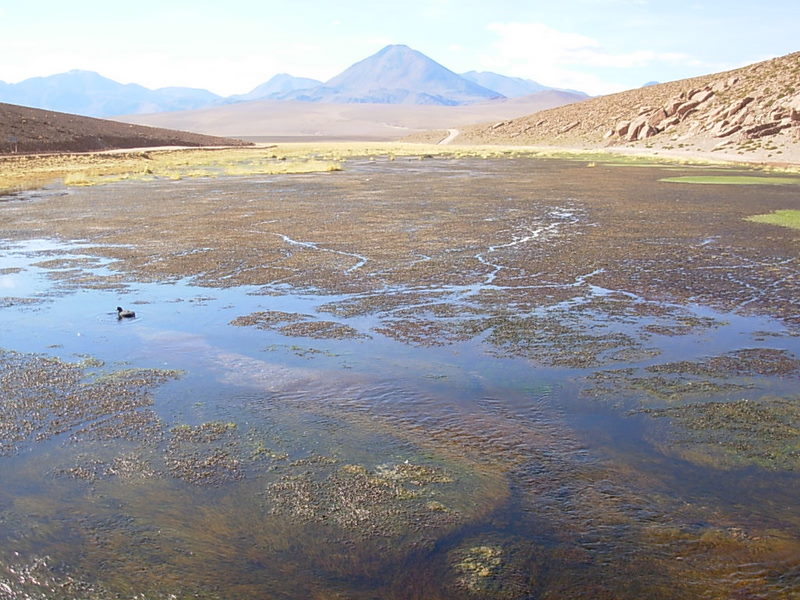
left=0, top=102, right=249, bottom=154
left=456, top=51, right=800, bottom=162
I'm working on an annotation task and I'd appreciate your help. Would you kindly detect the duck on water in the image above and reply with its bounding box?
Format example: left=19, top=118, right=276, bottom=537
left=116, top=306, right=136, bottom=319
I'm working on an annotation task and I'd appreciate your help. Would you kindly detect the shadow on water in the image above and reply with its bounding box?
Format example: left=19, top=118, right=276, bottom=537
left=0, top=158, right=799, bottom=598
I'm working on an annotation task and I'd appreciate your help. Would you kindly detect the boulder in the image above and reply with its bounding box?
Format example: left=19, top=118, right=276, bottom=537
left=789, top=96, right=800, bottom=121
left=658, top=116, right=681, bottom=130
left=690, top=89, right=714, bottom=104
left=615, top=120, right=631, bottom=136
left=723, top=96, right=755, bottom=120
left=676, top=101, right=700, bottom=117
left=743, top=122, right=774, bottom=137
left=627, top=118, right=648, bottom=141
left=744, top=121, right=792, bottom=139
left=637, top=124, right=658, bottom=140
left=559, top=121, right=580, bottom=134
left=711, top=120, right=729, bottom=135
left=664, top=99, right=684, bottom=117
left=647, top=108, right=668, bottom=127
left=707, top=105, right=727, bottom=120
left=711, top=80, right=728, bottom=93
left=715, top=124, right=742, bottom=138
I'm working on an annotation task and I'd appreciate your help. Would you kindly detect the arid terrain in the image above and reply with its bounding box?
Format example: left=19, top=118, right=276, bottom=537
left=0, top=102, right=249, bottom=154
left=450, top=52, right=800, bottom=165
left=114, top=91, right=584, bottom=141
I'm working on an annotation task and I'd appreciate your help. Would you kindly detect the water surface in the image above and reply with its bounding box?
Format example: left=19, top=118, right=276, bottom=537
left=0, top=157, right=798, bottom=599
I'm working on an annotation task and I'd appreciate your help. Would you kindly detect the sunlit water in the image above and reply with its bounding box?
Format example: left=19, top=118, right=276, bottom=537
left=0, top=159, right=798, bottom=599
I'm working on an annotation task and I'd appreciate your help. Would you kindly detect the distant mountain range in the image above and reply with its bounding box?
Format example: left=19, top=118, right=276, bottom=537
left=462, top=71, right=588, bottom=99
left=227, top=73, right=323, bottom=103
left=0, top=44, right=588, bottom=118
left=0, top=70, right=223, bottom=118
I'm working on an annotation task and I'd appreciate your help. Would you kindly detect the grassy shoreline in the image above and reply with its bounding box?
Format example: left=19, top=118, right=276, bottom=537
left=2, top=141, right=799, bottom=196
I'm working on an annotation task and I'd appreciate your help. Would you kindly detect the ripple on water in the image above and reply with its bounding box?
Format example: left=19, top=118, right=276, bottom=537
left=0, top=159, right=799, bottom=598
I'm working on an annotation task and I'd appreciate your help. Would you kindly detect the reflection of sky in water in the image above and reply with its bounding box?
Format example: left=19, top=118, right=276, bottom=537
left=0, top=229, right=798, bottom=599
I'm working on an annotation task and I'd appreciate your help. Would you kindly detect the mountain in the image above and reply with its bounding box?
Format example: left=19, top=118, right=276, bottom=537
left=461, top=71, right=590, bottom=99
left=282, top=44, right=503, bottom=105
left=461, top=71, right=550, bottom=98
left=1, top=45, right=587, bottom=116
left=229, top=74, right=322, bottom=102
left=0, top=70, right=222, bottom=118
left=454, top=51, right=800, bottom=162
left=0, top=101, right=249, bottom=154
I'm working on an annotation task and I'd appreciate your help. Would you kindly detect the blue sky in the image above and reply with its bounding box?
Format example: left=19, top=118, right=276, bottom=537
left=2, top=0, right=798, bottom=96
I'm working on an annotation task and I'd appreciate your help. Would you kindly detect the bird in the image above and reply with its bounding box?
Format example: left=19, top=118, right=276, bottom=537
left=116, top=306, right=136, bottom=319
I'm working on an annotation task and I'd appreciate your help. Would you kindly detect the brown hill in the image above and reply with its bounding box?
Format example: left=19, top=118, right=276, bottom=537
left=0, top=102, right=250, bottom=154
left=455, top=52, right=800, bottom=163
left=115, top=91, right=585, bottom=141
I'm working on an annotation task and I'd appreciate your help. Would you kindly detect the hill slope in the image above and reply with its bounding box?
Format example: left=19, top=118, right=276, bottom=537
left=456, top=51, right=800, bottom=163
left=283, top=44, right=503, bottom=105
left=0, top=102, right=249, bottom=154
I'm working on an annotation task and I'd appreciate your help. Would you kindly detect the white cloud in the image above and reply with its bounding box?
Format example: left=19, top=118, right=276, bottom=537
left=481, top=22, right=693, bottom=95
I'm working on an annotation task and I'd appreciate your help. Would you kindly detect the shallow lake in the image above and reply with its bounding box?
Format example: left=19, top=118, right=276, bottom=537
left=0, top=157, right=798, bottom=599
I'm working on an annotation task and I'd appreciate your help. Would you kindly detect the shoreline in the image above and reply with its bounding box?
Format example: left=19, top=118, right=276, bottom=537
left=2, top=141, right=799, bottom=196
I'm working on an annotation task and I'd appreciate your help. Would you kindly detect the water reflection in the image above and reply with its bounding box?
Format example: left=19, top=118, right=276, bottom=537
left=0, top=160, right=798, bottom=598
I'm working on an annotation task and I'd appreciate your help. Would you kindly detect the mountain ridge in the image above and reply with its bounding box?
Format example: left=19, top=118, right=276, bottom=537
left=0, top=45, right=581, bottom=116
left=460, top=71, right=550, bottom=98
left=0, top=70, right=223, bottom=118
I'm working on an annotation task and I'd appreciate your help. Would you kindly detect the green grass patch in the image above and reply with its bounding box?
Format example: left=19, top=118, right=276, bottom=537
left=745, top=210, right=800, bottom=230
left=660, top=175, right=800, bottom=185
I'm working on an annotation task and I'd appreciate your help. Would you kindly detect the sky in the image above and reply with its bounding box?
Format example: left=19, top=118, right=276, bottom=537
left=1, top=0, right=799, bottom=97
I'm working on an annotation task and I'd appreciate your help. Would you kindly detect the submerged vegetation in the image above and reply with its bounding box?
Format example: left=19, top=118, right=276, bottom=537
left=0, top=153, right=798, bottom=598
left=643, top=396, right=800, bottom=471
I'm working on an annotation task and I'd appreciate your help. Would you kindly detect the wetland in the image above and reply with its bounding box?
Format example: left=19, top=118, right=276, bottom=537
left=0, top=149, right=798, bottom=598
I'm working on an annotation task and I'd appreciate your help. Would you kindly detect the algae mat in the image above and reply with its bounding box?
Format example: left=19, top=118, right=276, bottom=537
left=0, top=156, right=798, bottom=599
